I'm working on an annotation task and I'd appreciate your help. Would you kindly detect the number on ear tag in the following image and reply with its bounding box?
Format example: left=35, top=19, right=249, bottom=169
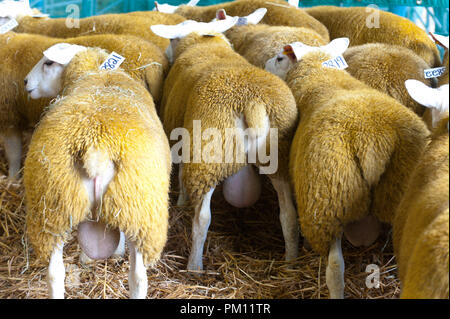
left=99, top=52, right=126, bottom=71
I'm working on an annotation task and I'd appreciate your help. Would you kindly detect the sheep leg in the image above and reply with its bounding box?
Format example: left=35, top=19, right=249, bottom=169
left=3, top=127, right=22, bottom=179
left=112, top=231, right=126, bottom=257
left=128, top=240, right=148, bottom=299
left=187, top=187, right=214, bottom=271
left=177, top=163, right=188, bottom=206
left=269, top=177, right=299, bottom=261
left=47, top=242, right=65, bottom=299
left=326, top=236, right=345, bottom=299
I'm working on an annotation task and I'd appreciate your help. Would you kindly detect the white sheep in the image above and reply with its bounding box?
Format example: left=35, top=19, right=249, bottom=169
left=265, top=39, right=429, bottom=298
left=24, top=43, right=171, bottom=299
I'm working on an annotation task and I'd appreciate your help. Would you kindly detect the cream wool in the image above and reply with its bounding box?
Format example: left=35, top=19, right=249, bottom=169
left=164, top=0, right=330, bottom=41
left=224, top=23, right=327, bottom=68
left=266, top=41, right=429, bottom=297
left=343, top=43, right=434, bottom=116
left=305, top=6, right=441, bottom=67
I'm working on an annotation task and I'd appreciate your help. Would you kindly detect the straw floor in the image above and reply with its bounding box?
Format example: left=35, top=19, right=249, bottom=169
left=0, top=134, right=400, bottom=299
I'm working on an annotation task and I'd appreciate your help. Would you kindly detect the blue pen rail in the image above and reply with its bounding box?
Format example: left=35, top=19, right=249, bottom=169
left=28, top=0, right=448, bottom=35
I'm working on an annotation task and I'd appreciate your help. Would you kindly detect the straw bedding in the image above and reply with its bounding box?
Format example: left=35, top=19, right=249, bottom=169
left=0, top=133, right=400, bottom=299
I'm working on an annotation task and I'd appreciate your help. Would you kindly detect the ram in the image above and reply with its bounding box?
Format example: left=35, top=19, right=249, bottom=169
left=24, top=43, right=171, bottom=299
left=214, top=8, right=327, bottom=69
left=265, top=38, right=429, bottom=298
left=0, top=0, right=185, bottom=51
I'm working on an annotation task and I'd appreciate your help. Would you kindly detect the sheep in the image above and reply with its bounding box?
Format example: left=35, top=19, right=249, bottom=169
left=303, top=5, right=441, bottom=68
left=342, top=43, right=434, bottom=116
left=23, top=43, right=171, bottom=299
left=214, top=8, right=327, bottom=69
left=0, top=31, right=167, bottom=179
left=151, top=19, right=300, bottom=271
left=1, top=0, right=186, bottom=51
left=265, top=39, right=429, bottom=298
left=154, top=0, right=330, bottom=42
left=392, top=80, right=448, bottom=298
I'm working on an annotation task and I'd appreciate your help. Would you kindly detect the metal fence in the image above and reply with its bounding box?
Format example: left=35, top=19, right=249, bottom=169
left=27, top=0, right=449, bottom=35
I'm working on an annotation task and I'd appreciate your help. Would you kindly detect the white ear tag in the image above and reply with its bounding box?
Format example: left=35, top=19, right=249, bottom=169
left=424, top=67, right=446, bottom=79
left=31, top=13, right=50, bottom=18
left=0, top=18, right=18, bottom=34
left=322, top=55, right=348, bottom=70
left=99, top=52, right=126, bottom=71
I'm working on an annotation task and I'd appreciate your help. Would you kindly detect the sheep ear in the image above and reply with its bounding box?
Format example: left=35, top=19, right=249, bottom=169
left=187, top=0, right=200, bottom=6
left=209, top=16, right=239, bottom=33
left=322, top=38, right=350, bottom=56
left=216, top=9, right=227, bottom=21
left=283, top=45, right=297, bottom=62
left=153, top=2, right=178, bottom=13
left=43, top=43, right=87, bottom=65
left=151, top=24, right=184, bottom=39
left=405, top=79, right=442, bottom=109
left=429, top=32, right=449, bottom=49
left=246, top=8, right=267, bottom=25
left=288, top=0, right=299, bottom=7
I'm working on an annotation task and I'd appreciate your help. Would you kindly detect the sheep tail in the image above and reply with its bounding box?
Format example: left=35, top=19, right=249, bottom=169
left=243, top=100, right=270, bottom=143
left=81, top=147, right=115, bottom=213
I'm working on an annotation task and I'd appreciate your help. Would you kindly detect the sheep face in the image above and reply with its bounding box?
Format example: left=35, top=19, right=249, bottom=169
left=265, top=52, right=296, bottom=80
left=265, top=38, right=350, bottom=79
left=25, top=57, right=66, bottom=99
left=405, top=80, right=449, bottom=128
left=25, top=43, right=87, bottom=99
